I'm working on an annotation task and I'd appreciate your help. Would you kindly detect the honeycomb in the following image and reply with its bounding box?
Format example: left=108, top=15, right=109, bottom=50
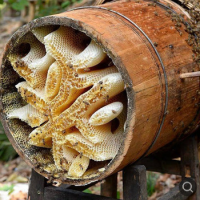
left=3, top=25, right=127, bottom=181
left=7, top=104, right=48, bottom=128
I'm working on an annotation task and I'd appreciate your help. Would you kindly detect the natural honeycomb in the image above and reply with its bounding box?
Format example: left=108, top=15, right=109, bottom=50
left=3, top=25, right=127, bottom=181
left=7, top=104, right=48, bottom=128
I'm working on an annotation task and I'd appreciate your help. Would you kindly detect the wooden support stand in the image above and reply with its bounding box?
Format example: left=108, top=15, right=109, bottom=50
left=28, top=133, right=200, bottom=200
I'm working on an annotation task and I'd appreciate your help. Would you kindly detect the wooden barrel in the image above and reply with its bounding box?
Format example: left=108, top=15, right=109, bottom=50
left=0, top=0, right=199, bottom=185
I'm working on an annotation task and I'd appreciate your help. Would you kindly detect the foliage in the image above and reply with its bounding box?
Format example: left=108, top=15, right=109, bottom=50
left=83, top=188, right=92, bottom=193
left=36, top=0, right=82, bottom=17
left=8, top=0, right=28, bottom=11
left=147, top=172, right=159, bottom=197
left=0, top=122, right=17, bottom=161
left=117, top=191, right=120, bottom=199
left=36, top=0, right=61, bottom=18
left=0, top=184, right=14, bottom=194
left=0, top=2, right=6, bottom=18
left=2, top=0, right=82, bottom=18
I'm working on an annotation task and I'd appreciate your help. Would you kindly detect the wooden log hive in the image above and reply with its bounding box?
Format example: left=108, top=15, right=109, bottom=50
left=0, top=0, right=200, bottom=185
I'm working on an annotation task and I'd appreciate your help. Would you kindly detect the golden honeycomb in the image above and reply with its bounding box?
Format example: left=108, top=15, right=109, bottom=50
left=1, top=25, right=127, bottom=182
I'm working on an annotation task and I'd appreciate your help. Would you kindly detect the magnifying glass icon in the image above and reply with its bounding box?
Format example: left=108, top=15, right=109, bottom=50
left=179, top=178, right=196, bottom=196
left=182, top=181, right=193, bottom=193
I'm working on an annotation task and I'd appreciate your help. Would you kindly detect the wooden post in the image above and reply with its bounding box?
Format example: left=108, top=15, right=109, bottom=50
left=28, top=169, right=46, bottom=200
left=181, top=135, right=200, bottom=200
left=101, top=173, right=117, bottom=198
left=123, top=165, right=147, bottom=200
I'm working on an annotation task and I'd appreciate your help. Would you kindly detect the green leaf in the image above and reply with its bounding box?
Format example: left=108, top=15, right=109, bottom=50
left=23, top=0, right=29, bottom=6
left=8, top=0, right=16, bottom=4
left=37, top=4, right=60, bottom=17
left=0, top=184, right=14, bottom=193
left=8, top=187, right=15, bottom=195
left=83, top=189, right=92, bottom=194
left=117, top=191, right=120, bottom=199
left=11, top=0, right=29, bottom=11
left=0, top=144, right=17, bottom=161
left=0, top=132, right=17, bottom=161
left=0, top=134, right=7, bottom=141
left=61, top=1, right=71, bottom=8
left=0, top=147, right=4, bottom=157
left=147, top=172, right=159, bottom=197
left=11, top=3, right=23, bottom=11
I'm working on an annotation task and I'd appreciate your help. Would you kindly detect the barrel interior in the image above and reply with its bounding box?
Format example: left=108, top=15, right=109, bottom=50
left=0, top=24, right=129, bottom=184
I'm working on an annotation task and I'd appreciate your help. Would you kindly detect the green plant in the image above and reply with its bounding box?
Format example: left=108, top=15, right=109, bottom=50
left=7, top=0, right=29, bottom=11
left=35, top=0, right=82, bottom=18
left=35, top=0, right=60, bottom=18
left=83, top=188, right=92, bottom=194
left=117, top=191, right=120, bottom=199
left=147, top=172, right=159, bottom=197
left=0, top=2, right=6, bottom=19
left=0, top=0, right=83, bottom=18
left=0, top=184, right=15, bottom=194
left=0, top=122, right=17, bottom=161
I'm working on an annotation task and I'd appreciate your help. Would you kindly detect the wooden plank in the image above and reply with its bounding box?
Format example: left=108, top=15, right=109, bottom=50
left=44, top=187, right=118, bottom=200
left=101, top=173, right=117, bottom=198
left=28, top=169, right=46, bottom=200
left=158, top=184, right=188, bottom=200
left=60, top=181, right=99, bottom=191
left=123, top=165, right=147, bottom=200
left=136, top=157, right=181, bottom=175
left=181, top=135, right=200, bottom=200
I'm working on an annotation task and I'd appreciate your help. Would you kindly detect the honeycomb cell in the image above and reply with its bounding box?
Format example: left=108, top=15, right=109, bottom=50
left=71, top=40, right=107, bottom=68
left=32, top=26, right=59, bottom=44
left=16, top=81, right=49, bottom=115
left=7, top=104, right=48, bottom=127
left=5, top=25, right=127, bottom=180
left=44, top=26, right=90, bottom=64
left=68, top=154, right=90, bottom=177
left=89, top=102, right=124, bottom=126
left=45, top=61, right=62, bottom=101
left=8, top=33, right=49, bottom=89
